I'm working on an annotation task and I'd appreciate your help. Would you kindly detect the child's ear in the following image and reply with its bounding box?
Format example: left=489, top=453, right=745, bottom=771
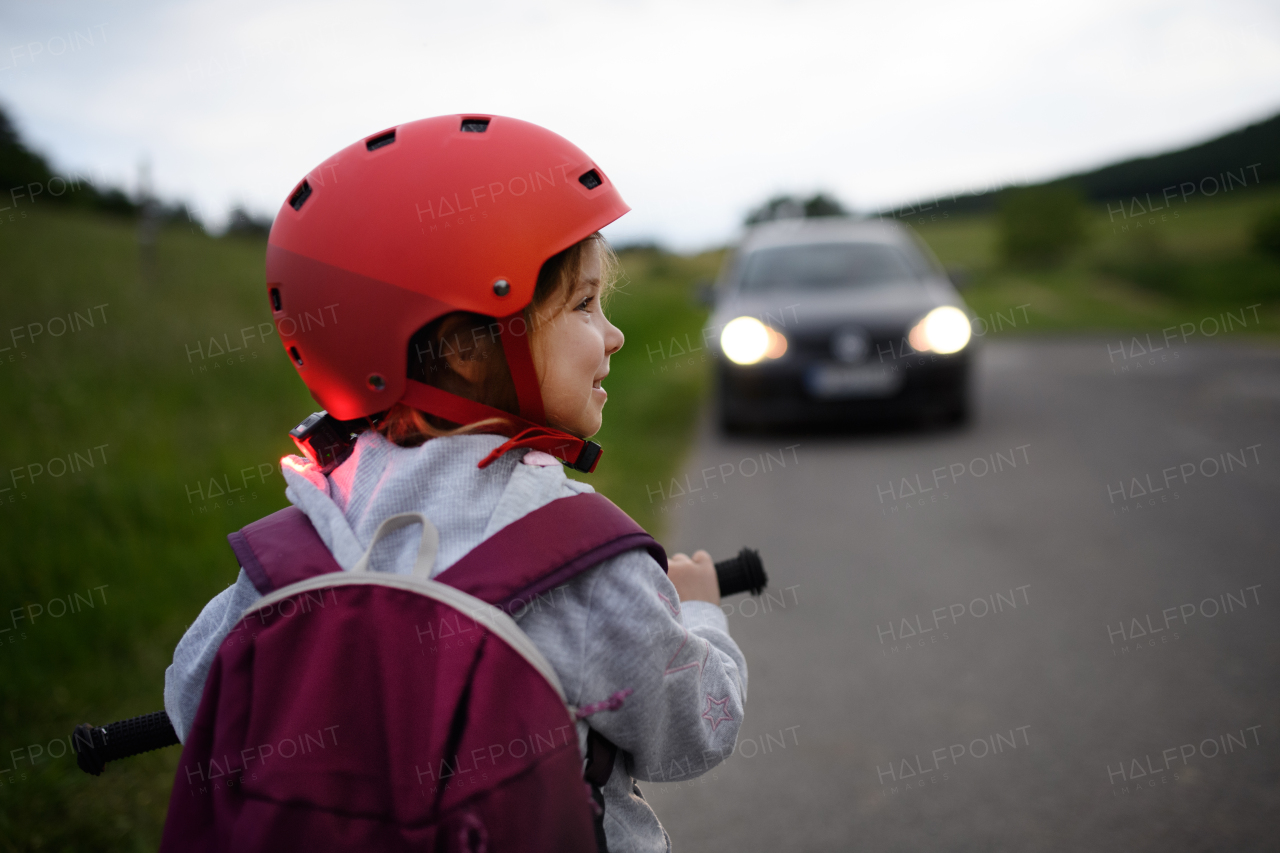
left=438, top=315, right=491, bottom=385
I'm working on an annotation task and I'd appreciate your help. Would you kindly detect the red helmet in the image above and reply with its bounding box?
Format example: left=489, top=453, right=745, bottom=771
left=266, top=114, right=629, bottom=470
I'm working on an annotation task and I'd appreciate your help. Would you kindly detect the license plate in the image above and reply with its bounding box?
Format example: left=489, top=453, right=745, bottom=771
left=805, top=363, right=902, bottom=399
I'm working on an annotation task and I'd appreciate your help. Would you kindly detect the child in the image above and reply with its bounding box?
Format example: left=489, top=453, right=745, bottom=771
left=164, top=114, right=747, bottom=852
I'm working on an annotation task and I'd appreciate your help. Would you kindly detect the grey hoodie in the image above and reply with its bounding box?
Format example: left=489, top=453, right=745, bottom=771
left=164, top=431, right=747, bottom=852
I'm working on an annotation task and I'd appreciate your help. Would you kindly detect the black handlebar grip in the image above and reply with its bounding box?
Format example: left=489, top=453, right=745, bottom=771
left=73, top=710, right=178, bottom=776
left=714, top=548, right=768, bottom=597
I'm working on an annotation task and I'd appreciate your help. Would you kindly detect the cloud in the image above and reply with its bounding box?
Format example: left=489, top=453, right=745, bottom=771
left=3, top=0, right=1278, bottom=248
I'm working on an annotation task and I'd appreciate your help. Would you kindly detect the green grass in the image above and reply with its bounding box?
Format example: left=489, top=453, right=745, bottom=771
left=0, top=207, right=714, bottom=851
left=908, top=184, right=1280, bottom=335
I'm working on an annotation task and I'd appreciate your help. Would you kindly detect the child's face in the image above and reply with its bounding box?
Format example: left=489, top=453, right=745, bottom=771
left=531, top=242, right=624, bottom=438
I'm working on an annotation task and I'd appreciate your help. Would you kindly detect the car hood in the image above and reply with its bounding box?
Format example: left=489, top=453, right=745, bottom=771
left=709, top=279, right=962, bottom=333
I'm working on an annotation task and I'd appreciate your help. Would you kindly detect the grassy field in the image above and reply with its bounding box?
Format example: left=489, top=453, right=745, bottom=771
left=0, top=207, right=716, bottom=850
left=908, top=184, right=1280, bottom=335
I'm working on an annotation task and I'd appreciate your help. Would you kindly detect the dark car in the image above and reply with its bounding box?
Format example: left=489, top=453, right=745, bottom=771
left=707, top=217, right=974, bottom=432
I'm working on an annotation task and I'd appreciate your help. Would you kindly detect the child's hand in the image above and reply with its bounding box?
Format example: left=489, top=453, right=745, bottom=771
left=668, top=550, right=720, bottom=605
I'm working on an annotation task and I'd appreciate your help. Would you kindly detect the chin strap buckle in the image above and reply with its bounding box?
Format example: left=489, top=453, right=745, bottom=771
left=477, top=430, right=603, bottom=473
left=568, top=440, right=602, bottom=473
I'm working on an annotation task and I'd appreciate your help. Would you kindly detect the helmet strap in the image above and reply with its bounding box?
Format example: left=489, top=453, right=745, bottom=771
left=399, top=379, right=601, bottom=473
left=496, top=312, right=546, bottom=424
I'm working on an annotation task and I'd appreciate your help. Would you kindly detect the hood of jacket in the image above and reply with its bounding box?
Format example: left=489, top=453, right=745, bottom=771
left=281, top=430, right=594, bottom=579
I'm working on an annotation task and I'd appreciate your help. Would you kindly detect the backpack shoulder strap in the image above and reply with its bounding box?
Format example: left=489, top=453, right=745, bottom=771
left=227, top=505, right=342, bottom=595
left=229, top=493, right=663, bottom=606
left=434, top=492, right=667, bottom=613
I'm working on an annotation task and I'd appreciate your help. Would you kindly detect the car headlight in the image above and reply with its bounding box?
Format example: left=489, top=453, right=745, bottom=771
left=720, top=316, right=788, bottom=365
left=908, top=306, right=971, bottom=355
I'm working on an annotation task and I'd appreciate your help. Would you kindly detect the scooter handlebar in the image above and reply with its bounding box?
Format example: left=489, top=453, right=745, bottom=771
left=73, top=710, right=178, bottom=776
left=713, top=547, right=768, bottom=597
left=74, top=548, right=767, bottom=775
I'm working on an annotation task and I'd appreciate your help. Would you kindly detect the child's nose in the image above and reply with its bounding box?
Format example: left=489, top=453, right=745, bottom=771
left=605, top=319, right=624, bottom=356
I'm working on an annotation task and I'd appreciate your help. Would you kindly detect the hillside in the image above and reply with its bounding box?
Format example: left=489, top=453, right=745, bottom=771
left=884, top=110, right=1280, bottom=217
left=911, top=182, right=1280, bottom=337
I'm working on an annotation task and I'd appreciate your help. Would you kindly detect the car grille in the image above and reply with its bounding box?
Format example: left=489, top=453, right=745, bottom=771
left=788, top=329, right=907, bottom=364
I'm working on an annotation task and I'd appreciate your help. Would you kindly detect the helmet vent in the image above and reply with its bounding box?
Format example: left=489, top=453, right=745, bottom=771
left=289, top=346, right=304, bottom=367
left=460, top=118, right=490, bottom=133
left=289, top=180, right=312, bottom=211
left=578, top=169, right=602, bottom=190
left=365, top=130, right=396, bottom=151
left=269, top=287, right=282, bottom=312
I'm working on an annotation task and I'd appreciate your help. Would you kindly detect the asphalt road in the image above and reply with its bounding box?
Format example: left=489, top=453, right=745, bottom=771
left=640, top=337, right=1280, bottom=853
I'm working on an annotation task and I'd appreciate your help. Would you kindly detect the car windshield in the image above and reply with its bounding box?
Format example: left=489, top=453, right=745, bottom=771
left=739, top=242, right=921, bottom=293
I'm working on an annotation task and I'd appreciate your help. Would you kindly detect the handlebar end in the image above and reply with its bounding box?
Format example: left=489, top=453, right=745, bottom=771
left=73, top=724, right=106, bottom=776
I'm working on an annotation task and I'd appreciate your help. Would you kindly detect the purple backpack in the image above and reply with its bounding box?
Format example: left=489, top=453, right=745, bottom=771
left=160, top=492, right=666, bottom=852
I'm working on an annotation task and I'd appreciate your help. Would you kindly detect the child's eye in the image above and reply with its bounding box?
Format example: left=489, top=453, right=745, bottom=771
left=576, top=295, right=595, bottom=312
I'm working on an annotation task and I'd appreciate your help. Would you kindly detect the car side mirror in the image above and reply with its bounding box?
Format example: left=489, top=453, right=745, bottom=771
left=694, top=279, right=717, bottom=307
left=946, top=267, right=971, bottom=290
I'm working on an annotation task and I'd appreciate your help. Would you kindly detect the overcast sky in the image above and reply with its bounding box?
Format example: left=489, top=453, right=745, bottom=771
left=3, top=0, right=1279, bottom=250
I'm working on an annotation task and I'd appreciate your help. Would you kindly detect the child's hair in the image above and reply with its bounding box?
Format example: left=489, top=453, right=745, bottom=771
left=376, top=232, right=620, bottom=447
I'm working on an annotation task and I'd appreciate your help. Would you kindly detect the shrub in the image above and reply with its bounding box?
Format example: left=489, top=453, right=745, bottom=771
left=997, top=184, right=1087, bottom=265
left=1253, top=207, right=1280, bottom=258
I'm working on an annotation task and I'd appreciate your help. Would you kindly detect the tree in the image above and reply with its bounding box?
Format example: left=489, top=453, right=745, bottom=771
left=0, top=105, right=55, bottom=194
left=745, top=192, right=848, bottom=225
left=802, top=193, right=847, bottom=218
left=225, top=206, right=273, bottom=238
